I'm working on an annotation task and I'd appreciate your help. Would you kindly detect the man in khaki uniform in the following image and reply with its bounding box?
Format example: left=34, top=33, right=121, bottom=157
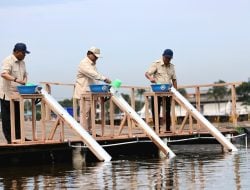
left=145, top=49, right=177, bottom=132
left=73, top=47, right=111, bottom=133
left=0, top=43, right=29, bottom=143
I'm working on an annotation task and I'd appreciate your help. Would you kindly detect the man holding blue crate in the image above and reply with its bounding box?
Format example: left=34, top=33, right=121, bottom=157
left=145, top=49, right=177, bottom=132
left=0, top=43, right=29, bottom=143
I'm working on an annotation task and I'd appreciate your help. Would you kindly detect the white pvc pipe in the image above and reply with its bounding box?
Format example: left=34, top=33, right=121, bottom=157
left=170, top=87, right=238, bottom=152
left=110, top=88, right=176, bottom=159
left=41, top=89, right=112, bottom=162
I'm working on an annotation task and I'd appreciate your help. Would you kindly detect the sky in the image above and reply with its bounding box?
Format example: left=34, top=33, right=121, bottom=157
left=0, top=0, right=250, bottom=99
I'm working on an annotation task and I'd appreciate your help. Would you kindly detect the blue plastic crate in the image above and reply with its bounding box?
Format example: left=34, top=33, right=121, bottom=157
left=17, top=85, right=38, bottom=94
left=89, top=84, right=111, bottom=93
left=151, top=84, right=171, bottom=92
left=65, top=107, right=73, bottom=116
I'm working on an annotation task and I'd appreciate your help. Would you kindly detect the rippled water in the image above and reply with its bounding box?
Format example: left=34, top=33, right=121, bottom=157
left=0, top=142, right=249, bottom=189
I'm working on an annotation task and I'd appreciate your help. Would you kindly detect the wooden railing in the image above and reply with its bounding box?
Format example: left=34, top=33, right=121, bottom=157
left=6, top=81, right=244, bottom=145
left=38, top=81, right=244, bottom=137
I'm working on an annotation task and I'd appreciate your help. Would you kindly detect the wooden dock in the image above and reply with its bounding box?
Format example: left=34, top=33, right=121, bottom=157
left=0, top=121, right=239, bottom=145
left=0, top=120, right=239, bottom=164
left=0, top=81, right=248, bottom=164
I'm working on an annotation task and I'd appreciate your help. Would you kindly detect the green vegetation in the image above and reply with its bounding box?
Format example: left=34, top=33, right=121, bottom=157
left=178, top=88, right=187, bottom=97
left=58, top=98, right=73, bottom=107
left=236, top=81, right=250, bottom=105
left=235, top=126, right=245, bottom=134
left=207, top=80, right=229, bottom=111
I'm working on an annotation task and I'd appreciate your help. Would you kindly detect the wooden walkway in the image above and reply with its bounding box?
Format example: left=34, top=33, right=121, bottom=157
left=1, top=81, right=244, bottom=146
left=0, top=81, right=248, bottom=164
left=0, top=120, right=239, bottom=146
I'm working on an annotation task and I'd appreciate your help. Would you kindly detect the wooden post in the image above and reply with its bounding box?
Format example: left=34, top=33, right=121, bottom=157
left=189, top=114, right=193, bottom=134
left=127, top=115, right=132, bottom=137
left=110, top=98, right=115, bottom=136
left=10, top=99, right=16, bottom=143
left=144, top=95, right=150, bottom=124
left=171, top=96, right=176, bottom=133
left=19, top=96, right=25, bottom=143
left=131, top=87, right=135, bottom=110
left=162, top=97, right=166, bottom=133
left=45, top=83, right=51, bottom=120
left=101, top=97, right=105, bottom=136
left=80, top=95, right=88, bottom=130
left=231, top=84, right=237, bottom=126
left=73, top=98, right=78, bottom=120
left=179, top=112, right=189, bottom=133
left=41, top=98, right=46, bottom=142
left=31, top=99, right=37, bottom=140
left=131, top=87, right=136, bottom=129
left=195, top=87, right=201, bottom=131
left=90, top=94, right=96, bottom=137
left=154, top=94, right=160, bottom=134
left=10, top=94, right=44, bottom=144
left=60, top=119, right=65, bottom=142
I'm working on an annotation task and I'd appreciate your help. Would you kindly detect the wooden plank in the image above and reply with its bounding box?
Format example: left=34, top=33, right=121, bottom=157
left=31, top=99, right=37, bottom=140
left=73, top=98, right=78, bottom=120
left=189, top=114, right=193, bottom=134
left=41, top=98, right=46, bottom=142
left=19, top=96, right=25, bottom=143
left=154, top=94, right=159, bottom=134
left=130, top=88, right=136, bottom=129
left=195, top=86, right=201, bottom=132
left=10, top=99, right=16, bottom=143
left=127, top=115, right=132, bottom=137
left=178, top=81, right=242, bottom=89
left=110, top=98, right=115, bottom=136
left=231, top=85, right=237, bottom=126
left=44, top=84, right=51, bottom=120
left=162, top=97, right=166, bottom=133
left=60, top=119, right=65, bottom=142
left=118, top=115, right=127, bottom=135
left=91, top=95, right=96, bottom=137
left=80, top=96, right=87, bottom=130
left=48, top=118, right=59, bottom=140
left=179, top=112, right=189, bottom=133
left=171, top=97, right=176, bottom=133
left=144, top=95, right=150, bottom=124
left=101, top=97, right=105, bottom=136
left=40, top=81, right=74, bottom=86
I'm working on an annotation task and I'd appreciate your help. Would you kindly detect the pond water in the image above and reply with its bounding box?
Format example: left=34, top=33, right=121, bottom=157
left=0, top=140, right=249, bottom=189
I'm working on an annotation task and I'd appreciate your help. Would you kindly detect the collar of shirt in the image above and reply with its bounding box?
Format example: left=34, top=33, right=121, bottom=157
left=11, top=54, right=18, bottom=63
left=85, top=56, right=96, bottom=66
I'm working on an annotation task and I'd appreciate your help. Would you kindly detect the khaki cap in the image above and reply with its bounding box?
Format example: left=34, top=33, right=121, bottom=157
left=88, top=46, right=101, bottom=58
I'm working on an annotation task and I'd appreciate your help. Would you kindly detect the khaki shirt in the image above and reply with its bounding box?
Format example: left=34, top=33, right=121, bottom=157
left=73, top=57, right=106, bottom=99
left=146, top=58, right=177, bottom=84
left=0, top=54, right=27, bottom=100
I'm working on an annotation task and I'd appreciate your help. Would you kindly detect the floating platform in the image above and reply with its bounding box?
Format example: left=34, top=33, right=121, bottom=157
left=0, top=84, right=243, bottom=165
left=0, top=124, right=238, bottom=166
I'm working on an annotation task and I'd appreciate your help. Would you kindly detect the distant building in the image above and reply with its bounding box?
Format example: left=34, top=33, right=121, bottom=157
left=138, top=90, right=249, bottom=120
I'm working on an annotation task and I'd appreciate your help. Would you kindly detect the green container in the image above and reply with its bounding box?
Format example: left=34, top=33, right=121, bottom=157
left=26, top=82, right=35, bottom=86
left=111, top=79, right=122, bottom=88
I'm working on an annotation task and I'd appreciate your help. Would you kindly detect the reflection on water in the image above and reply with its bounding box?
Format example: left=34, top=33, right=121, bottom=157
left=0, top=143, right=249, bottom=189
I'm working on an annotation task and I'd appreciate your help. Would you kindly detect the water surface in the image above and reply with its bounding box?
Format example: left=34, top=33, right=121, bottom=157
left=0, top=142, right=249, bottom=189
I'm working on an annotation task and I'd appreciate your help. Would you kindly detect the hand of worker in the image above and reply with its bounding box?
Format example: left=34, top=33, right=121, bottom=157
left=15, top=78, right=26, bottom=85
left=149, top=77, right=156, bottom=83
left=104, top=78, right=111, bottom=84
